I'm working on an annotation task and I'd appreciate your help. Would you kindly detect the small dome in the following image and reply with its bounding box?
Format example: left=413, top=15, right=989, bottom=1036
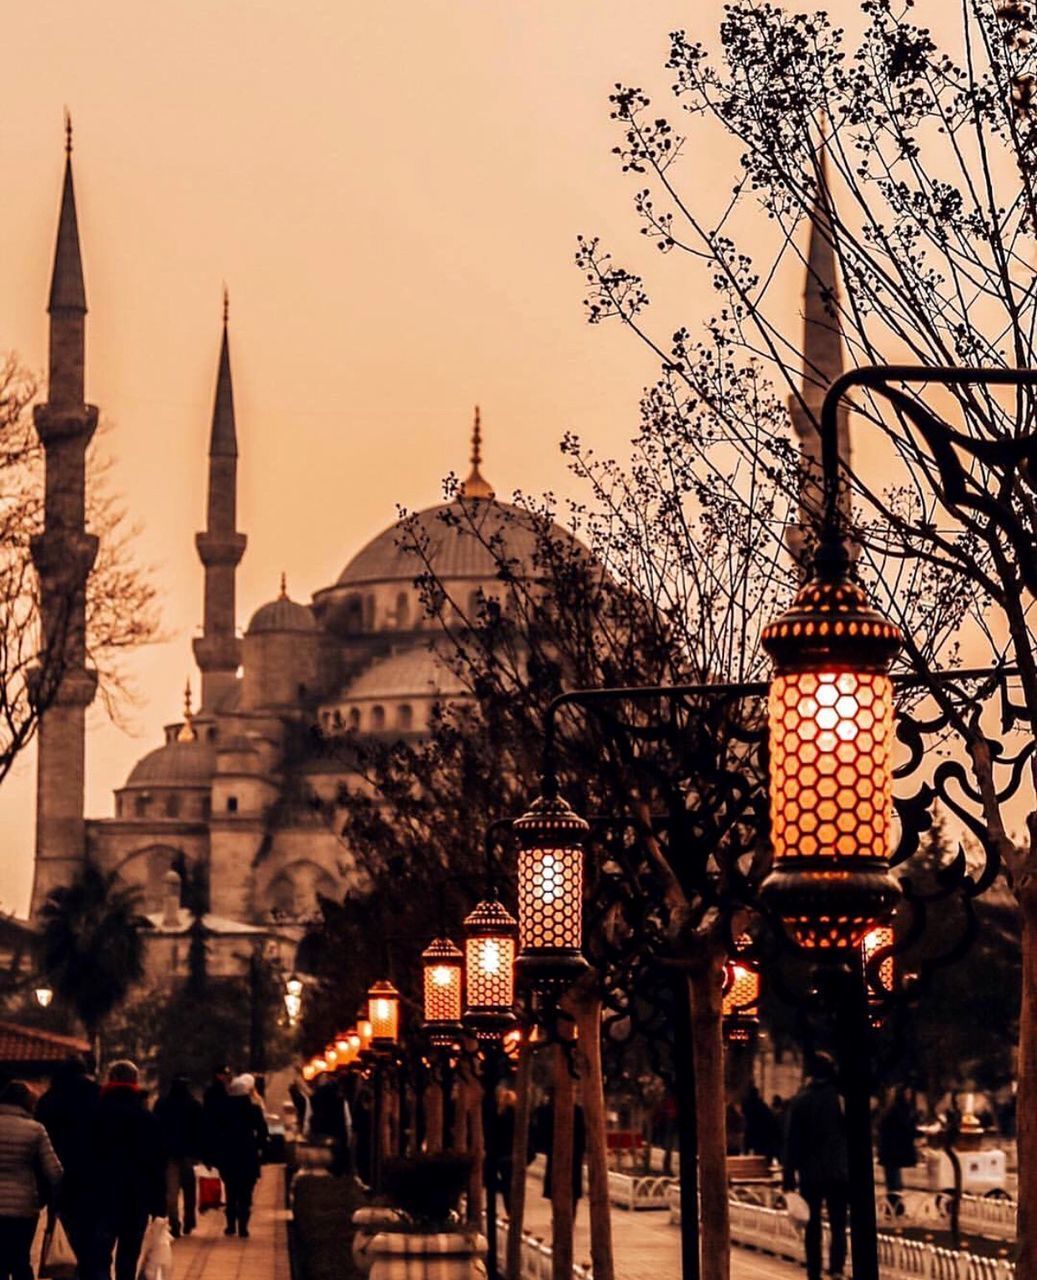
left=247, top=595, right=317, bottom=636
left=124, top=738, right=215, bottom=789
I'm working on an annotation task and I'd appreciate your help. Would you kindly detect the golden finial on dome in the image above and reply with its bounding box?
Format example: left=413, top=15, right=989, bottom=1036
left=459, top=405, right=495, bottom=500
left=279, top=571, right=288, bottom=599
left=177, top=678, right=197, bottom=743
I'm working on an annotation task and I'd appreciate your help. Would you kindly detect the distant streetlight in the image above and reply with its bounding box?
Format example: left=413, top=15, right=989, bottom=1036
left=34, top=985, right=54, bottom=1009
left=283, top=973, right=303, bottom=1026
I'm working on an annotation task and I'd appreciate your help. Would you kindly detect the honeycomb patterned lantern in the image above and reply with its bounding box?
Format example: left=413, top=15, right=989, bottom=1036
left=760, top=569, right=903, bottom=951
left=861, top=925, right=895, bottom=999
left=366, top=980, right=400, bottom=1047
left=422, top=937, right=464, bottom=1046
left=721, top=937, right=760, bottom=1045
left=463, top=899, right=518, bottom=1039
left=513, top=794, right=591, bottom=994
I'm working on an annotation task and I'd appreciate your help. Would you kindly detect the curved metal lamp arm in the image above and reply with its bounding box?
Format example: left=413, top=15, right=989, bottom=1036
left=819, top=364, right=1037, bottom=563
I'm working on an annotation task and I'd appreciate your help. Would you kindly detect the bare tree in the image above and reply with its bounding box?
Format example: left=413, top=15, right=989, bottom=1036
left=572, top=2, right=1037, bottom=1275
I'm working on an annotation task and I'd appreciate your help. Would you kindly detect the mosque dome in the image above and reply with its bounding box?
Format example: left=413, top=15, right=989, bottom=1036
left=247, top=577, right=317, bottom=635
left=124, top=738, right=215, bottom=790
left=344, top=647, right=467, bottom=700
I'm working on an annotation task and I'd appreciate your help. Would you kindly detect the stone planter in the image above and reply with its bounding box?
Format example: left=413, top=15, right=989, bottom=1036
left=352, top=1207, right=409, bottom=1274
left=367, top=1229, right=487, bottom=1280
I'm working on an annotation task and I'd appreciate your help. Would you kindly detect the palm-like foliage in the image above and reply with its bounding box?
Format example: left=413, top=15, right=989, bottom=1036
left=38, top=863, right=148, bottom=1042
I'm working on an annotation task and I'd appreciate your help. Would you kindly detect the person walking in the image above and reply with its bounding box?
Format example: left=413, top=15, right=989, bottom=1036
left=878, top=1086, right=919, bottom=1210
left=492, top=1086, right=517, bottom=1215
left=84, top=1060, right=166, bottom=1280
left=36, top=1055, right=98, bottom=1270
left=215, top=1075, right=268, bottom=1238
left=0, top=1080, right=62, bottom=1280
left=154, top=1075, right=203, bottom=1238
left=783, top=1054, right=849, bottom=1280
left=201, top=1064, right=232, bottom=1169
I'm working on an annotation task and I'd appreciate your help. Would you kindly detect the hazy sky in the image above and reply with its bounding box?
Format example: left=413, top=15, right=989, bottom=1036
left=0, top=1, right=860, bottom=913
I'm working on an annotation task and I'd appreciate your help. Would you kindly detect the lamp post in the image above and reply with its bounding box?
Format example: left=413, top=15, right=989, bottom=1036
left=463, top=897, right=517, bottom=1280
left=421, top=936, right=465, bottom=1154
left=365, top=979, right=400, bottom=1192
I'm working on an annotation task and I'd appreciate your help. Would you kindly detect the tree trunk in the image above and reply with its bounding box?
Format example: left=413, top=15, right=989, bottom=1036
left=573, top=991, right=615, bottom=1280
left=507, top=1036, right=535, bottom=1280
left=1017, top=886, right=1037, bottom=1280
left=689, top=953, right=730, bottom=1280
left=426, top=1079, right=444, bottom=1154
left=550, top=1037, right=576, bottom=1280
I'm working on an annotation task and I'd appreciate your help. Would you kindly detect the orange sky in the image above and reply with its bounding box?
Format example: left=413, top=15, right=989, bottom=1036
left=0, top=1, right=877, bottom=913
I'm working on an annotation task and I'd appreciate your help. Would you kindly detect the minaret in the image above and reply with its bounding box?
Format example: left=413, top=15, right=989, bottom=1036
left=788, top=145, right=851, bottom=564
left=193, top=292, right=246, bottom=710
left=30, top=120, right=100, bottom=916
left=458, top=406, right=495, bottom=499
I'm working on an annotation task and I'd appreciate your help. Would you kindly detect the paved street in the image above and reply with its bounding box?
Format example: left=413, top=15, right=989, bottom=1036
left=165, top=1166, right=290, bottom=1280
left=520, top=1175, right=806, bottom=1280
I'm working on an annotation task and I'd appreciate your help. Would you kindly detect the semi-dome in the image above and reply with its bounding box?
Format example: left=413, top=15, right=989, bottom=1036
left=124, top=738, right=215, bottom=790
left=335, top=499, right=565, bottom=589
left=247, top=578, right=317, bottom=635
left=342, top=646, right=467, bottom=701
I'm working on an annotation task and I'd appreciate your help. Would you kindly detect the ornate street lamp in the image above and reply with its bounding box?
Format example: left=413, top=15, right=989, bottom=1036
left=421, top=937, right=464, bottom=1046
left=721, top=939, right=760, bottom=1045
left=760, top=560, right=904, bottom=952
left=366, top=979, right=401, bottom=1048
left=861, top=925, right=895, bottom=998
left=462, top=899, right=517, bottom=1039
left=513, top=794, right=590, bottom=992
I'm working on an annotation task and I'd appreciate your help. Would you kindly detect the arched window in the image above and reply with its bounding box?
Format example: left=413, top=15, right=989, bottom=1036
left=207, top=726, right=218, bottom=743
left=333, top=709, right=343, bottom=731
left=397, top=704, right=414, bottom=731
left=371, top=705, right=386, bottom=730
left=348, top=707, right=361, bottom=731
left=344, top=597, right=364, bottom=633
left=164, top=794, right=181, bottom=819
left=134, top=795, right=149, bottom=818
left=468, top=588, right=484, bottom=619
left=364, top=595, right=376, bottom=630
left=395, top=592, right=410, bottom=629
left=227, top=795, right=239, bottom=814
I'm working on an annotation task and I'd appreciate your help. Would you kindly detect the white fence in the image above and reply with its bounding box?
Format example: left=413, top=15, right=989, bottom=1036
left=494, top=1215, right=593, bottom=1280
left=606, top=1171, right=674, bottom=1211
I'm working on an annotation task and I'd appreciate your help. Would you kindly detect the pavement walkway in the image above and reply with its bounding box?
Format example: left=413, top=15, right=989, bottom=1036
left=164, top=1165, right=290, bottom=1280
left=520, top=1176, right=807, bottom=1280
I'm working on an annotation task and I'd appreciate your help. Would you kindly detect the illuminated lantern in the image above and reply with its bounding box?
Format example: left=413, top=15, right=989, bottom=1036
left=760, top=567, right=903, bottom=950
left=513, top=794, right=590, bottom=993
left=366, top=980, right=400, bottom=1047
left=302, top=1061, right=317, bottom=1082
left=502, top=1026, right=524, bottom=1061
left=422, top=937, right=464, bottom=1045
left=861, top=925, right=895, bottom=998
left=463, top=899, right=518, bottom=1038
left=357, top=1019, right=373, bottom=1052
left=721, top=939, right=760, bottom=1045
left=283, top=974, right=303, bottom=1025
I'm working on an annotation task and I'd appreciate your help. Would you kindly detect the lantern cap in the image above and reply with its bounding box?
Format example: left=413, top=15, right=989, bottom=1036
left=513, top=793, right=590, bottom=847
left=464, top=898, right=518, bottom=937
left=366, top=979, right=400, bottom=998
left=762, top=567, right=903, bottom=673
left=422, top=937, right=464, bottom=963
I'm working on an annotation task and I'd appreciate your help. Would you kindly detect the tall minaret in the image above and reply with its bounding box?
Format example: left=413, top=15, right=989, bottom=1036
left=193, top=293, right=246, bottom=711
left=788, top=145, right=851, bottom=565
left=30, top=121, right=100, bottom=916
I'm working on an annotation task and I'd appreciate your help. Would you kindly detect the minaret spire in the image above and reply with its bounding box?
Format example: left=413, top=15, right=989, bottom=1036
left=193, top=293, right=246, bottom=710
left=30, top=126, right=100, bottom=916
left=788, top=136, right=852, bottom=564
left=459, top=405, right=495, bottom=500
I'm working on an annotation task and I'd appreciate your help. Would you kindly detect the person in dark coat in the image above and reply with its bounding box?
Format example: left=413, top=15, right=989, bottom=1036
left=877, top=1086, right=919, bottom=1209
left=216, top=1075, right=268, bottom=1238
left=83, top=1060, right=166, bottom=1280
left=492, top=1087, right=517, bottom=1213
left=201, top=1064, right=232, bottom=1168
left=783, top=1054, right=849, bottom=1280
left=36, top=1055, right=99, bottom=1270
left=743, top=1086, right=782, bottom=1162
left=0, top=1080, right=62, bottom=1280
left=154, top=1075, right=203, bottom=1237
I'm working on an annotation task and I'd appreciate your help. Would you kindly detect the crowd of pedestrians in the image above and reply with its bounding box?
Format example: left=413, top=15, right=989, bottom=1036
left=0, top=1055, right=269, bottom=1279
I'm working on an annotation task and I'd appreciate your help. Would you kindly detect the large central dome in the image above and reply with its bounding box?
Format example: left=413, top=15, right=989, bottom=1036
left=336, top=499, right=552, bottom=588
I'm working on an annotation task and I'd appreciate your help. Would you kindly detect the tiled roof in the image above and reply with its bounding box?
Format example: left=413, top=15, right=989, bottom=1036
left=0, top=1021, right=90, bottom=1065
